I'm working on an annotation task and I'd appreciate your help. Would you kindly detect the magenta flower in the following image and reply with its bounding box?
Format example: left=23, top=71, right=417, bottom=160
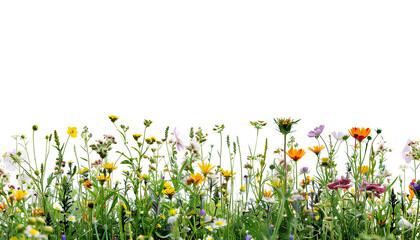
left=308, top=125, right=325, bottom=138
left=327, top=176, right=351, bottom=190
left=359, top=181, right=386, bottom=198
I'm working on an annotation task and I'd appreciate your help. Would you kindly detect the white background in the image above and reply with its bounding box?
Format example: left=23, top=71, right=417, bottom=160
left=1, top=1, right=419, bottom=190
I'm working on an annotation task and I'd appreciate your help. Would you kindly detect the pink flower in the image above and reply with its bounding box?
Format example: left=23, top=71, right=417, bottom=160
left=327, top=176, right=351, bottom=190
left=359, top=181, right=386, bottom=198
left=173, top=128, right=186, bottom=151
left=402, top=139, right=413, bottom=164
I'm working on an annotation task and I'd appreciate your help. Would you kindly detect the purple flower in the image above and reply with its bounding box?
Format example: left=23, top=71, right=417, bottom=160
left=410, top=181, right=420, bottom=192
left=62, top=235, right=66, bottom=240
left=200, top=209, right=205, bottom=215
left=308, top=125, right=325, bottom=138
left=300, top=167, right=309, bottom=174
left=290, top=234, right=294, bottom=240
left=89, top=133, right=93, bottom=138
left=270, top=224, right=274, bottom=230
left=162, top=176, right=165, bottom=180
left=245, top=235, right=253, bottom=240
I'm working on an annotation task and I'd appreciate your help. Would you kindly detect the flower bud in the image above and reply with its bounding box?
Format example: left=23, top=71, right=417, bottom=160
left=17, top=224, right=25, bottom=233
left=42, top=226, right=54, bottom=234
left=32, top=125, right=38, bottom=131
left=27, top=217, right=37, bottom=225
left=36, top=217, right=46, bottom=225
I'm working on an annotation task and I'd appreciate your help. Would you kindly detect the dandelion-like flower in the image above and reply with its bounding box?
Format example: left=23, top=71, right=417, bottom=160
left=197, top=161, right=216, bottom=176
left=97, top=175, right=111, bottom=185
left=220, top=169, right=236, bottom=180
left=108, top=115, right=118, bottom=123
left=67, top=127, right=78, bottom=138
left=102, top=162, right=118, bottom=173
left=13, top=189, right=28, bottom=201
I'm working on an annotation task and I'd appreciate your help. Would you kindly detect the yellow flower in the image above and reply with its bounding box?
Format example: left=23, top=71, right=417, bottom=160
left=163, top=181, right=172, bottom=189
left=78, top=168, right=89, bottom=174
left=190, top=173, right=205, bottom=185
left=102, top=162, right=118, bottom=172
left=197, top=161, right=216, bottom=176
left=358, top=165, right=369, bottom=175
left=216, top=203, right=221, bottom=208
left=108, top=115, right=119, bottom=123
left=67, top=127, right=78, bottom=138
left=220, top=169, right=236, bottom=179
left=169, top=209, right=177, bottom=216
left=133, top=134, right=143, bottom=141
left=156, top=223, right=162, bottom=228
left=97, top=175, right=111, bottom=185
left=239, top=185, right=246, bottom=192
left=13, top=189, right=28, bottom=201
left=162, top=187, right=176, bottom=199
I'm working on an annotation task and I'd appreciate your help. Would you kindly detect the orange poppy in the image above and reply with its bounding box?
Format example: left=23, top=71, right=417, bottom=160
left=286, top=148, right=306, bottom=161
left=348, top=127, right=371, bottom=142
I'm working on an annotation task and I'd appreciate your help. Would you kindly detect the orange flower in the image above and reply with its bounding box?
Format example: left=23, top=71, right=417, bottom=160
left=308, top=145, right=325, bottom=155
left=286, top=148, right=306, bottom=161
left=348, top=127, right=371, bottom=142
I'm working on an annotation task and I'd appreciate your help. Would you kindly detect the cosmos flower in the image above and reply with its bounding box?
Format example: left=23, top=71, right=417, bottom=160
left=331, top=131, right=345, bottom=140
left=308, top=125, right=325, bottom=138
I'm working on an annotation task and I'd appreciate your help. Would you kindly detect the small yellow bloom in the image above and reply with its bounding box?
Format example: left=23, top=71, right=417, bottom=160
left=216, top=203, right=221, bottom=208
left=220, top=169, right=236, bottom=179
left=133, top=134, right=143, bottom=141
left=97, top=175, right=111, bottom=185
left=102, top=162, right=118, bottom=172
left=162, top=187, right=176, bottom=198
left=169, top=209, right=177, bottom=216
left=79, top=168, right=89, bottom=174
left=108, top=115, right=119, bottom=123
left=156, top=223, right=161, bottom=228
left=13, top=189, right=28, bottom=201
left=67, top=127, right=78, bottom=138
left=358, top=165, right=369, bottom=175
left=239, top=185, right=246, bottom=192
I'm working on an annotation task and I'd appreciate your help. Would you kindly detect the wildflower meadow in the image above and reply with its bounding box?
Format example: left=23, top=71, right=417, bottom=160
left=1, top=116, right=420, bottom=240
